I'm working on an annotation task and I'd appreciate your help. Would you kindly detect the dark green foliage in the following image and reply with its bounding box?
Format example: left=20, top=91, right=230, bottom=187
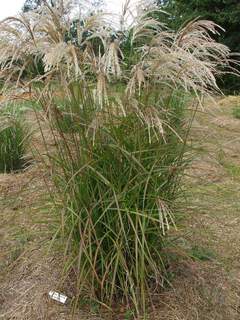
left=156, top=0, right=240, bottom=92
left=157, top=0, right=239, bottom=44
left=25, top=55, right=45, bottom=78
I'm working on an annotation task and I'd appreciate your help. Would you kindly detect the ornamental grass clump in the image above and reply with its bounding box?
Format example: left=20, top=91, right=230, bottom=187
left=232, top=105, right=240, bottom=119
left=0, top=0, right=235, bottom=315
left=50, top=86, right=188, bottom=314
left=0, top=107, right=30, bottom=173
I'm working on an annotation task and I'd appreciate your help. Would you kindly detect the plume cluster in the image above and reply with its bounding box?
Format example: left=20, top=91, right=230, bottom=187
left=0, top=1, right=233, bottom=100
left=0, top=0, right=235, bottom=139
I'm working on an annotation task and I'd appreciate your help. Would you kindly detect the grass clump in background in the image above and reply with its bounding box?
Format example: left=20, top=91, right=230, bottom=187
left=0, top=107, right=31, bottom=173
left=232, top=105, right=240, bottom=119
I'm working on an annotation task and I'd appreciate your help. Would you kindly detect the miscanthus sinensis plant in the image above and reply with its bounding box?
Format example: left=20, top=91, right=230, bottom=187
left=0, top=0, right=235, bottom=315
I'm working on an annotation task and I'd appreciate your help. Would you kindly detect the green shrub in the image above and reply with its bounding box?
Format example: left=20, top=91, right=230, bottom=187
left=0, top=109, right=31, bottom=173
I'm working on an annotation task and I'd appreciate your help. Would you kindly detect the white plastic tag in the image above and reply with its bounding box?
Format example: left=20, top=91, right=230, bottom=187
left=49, top=291, right=68, bottom=304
